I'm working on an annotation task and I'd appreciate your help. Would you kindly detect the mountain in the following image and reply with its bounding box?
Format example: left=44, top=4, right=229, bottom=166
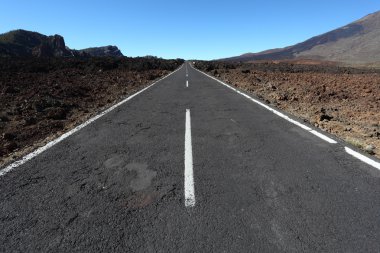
left=0, top=29, right=124, bottom=58
left=77, top=46, right=123, bottom=57
left=221, top=11, right=380, bottom=64
left=0, top=30, right=73, bottom=57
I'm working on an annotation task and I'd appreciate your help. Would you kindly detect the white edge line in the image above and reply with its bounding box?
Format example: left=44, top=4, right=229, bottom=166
left=190, top=64, right=337, bottom=144
left=0, top=64, right=184, bottom=177
left=309, top=130, right=337, bottom=144
left=184, top=109, right=195, bottom=207
left=192, top=64, right=380, bottom=172
left=345, top=147, right=380, bottom=170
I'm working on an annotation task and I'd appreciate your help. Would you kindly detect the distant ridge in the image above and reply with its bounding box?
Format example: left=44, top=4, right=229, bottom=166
left=0, top=29, right=124, bottom=57
left=77, top=46, right=123, bottom=57
left=221, top=11, right=380, bottom=64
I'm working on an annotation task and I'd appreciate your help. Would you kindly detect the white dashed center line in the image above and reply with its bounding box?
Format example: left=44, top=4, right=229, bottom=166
left=184, top=109, right=195, bottom=207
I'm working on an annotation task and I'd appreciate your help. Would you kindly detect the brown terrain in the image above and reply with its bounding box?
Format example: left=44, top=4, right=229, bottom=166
left=0, top=57, right=183, bottom=166
left=195, top=61, right=380, bottom=158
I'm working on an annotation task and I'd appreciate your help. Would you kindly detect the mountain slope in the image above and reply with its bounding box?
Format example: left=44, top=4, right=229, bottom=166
left=222, top=11, right=380, bottom=64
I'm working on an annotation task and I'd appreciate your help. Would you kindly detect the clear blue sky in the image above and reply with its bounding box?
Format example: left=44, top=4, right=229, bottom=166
left=1, top=0, right=379, bottom=60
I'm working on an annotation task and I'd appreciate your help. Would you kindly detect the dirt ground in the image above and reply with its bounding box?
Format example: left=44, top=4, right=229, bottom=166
left=195, top=61, right=380, bottom=158
left=0, top=57, right=183, bottom=166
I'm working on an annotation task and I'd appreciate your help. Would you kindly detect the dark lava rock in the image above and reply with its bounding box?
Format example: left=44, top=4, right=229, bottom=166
left=3, top=132, right=16, bottom=141
left=46, top=108, right=67, bottom=120
left=4, top=86, right=18, bottom=94
left=319, top=114, right=334, bottom=121
left=0, top=113, right=9, bottom=122
left=5, top=141, right=18, bottom=152
left=24, top=117, right=37, bottom=126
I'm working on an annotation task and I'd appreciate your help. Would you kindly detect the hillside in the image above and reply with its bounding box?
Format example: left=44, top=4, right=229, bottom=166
left=222, top=11, right=380, bottom=65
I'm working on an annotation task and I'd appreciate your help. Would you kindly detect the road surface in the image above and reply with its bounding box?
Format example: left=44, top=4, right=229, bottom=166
left=1, top=62, right=380, bottom=252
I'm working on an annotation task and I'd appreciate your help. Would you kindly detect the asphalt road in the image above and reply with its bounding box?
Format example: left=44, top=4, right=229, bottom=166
left=1, top=62, right=380, bottom=252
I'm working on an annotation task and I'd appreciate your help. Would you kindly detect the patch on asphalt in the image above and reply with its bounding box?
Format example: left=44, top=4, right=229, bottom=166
left=126, top=163, right=157, bottom=191
left=103, top=155, right=157, bottom=192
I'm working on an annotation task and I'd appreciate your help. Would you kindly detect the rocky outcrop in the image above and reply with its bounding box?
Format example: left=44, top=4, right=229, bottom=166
left=0, top=30, right=72, bottom=57
left=0, top=30, right=123, bottom=58
left=32, top=35, right=72, bottom=57
left=77, top=46, right=123, bottom=57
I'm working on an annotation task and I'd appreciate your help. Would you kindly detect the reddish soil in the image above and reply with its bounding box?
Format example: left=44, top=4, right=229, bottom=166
left=0, top=57, right=183, bottom=166
left=195, top=61, right=380, bottom=158
left=248, top=59, right=339, bottom=66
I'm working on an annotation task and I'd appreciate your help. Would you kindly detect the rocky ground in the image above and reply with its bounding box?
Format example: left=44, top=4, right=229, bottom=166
left=195, top=61, right=380, bottom=158
left=0, top=57, right=183, bottom=166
